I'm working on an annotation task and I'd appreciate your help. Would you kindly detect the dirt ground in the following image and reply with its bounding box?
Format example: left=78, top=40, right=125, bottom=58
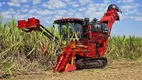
left=1, top=60, right=142, bottom=80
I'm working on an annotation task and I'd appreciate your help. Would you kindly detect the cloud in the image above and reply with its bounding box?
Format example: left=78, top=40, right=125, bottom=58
left=78, top=7, right=86, bottom=11
left=1, top=9, right=44, bottom=21
left=13, top=14, right=28, bottom=20
left=104, top=0, right=110, bottom=4
left=84, top=3, right=108, bottom=20
left=44, top=20, right=53, bottom=24
left=33, top=0, right=41, bottom=5
left=0, top=2, right=5, bottom=7
left=121, top=3, right=140, bottom=11
left=23, top=5, right=29, bottom=8
left=78, top=0, right=92, bottom=5
left=72, top=3, right=80, bottom=8
left=56, top=10, right=68, bottom=15
left=7, top=2, right=21, bottom=7
left=29, top=8, right=55, bottom=15
left=47, top=0, right=66, bottom=9
left=36, top=10, right=55, bottom=15
left=1, top=10, right=16, bottom=19
left=133, top=13, right=142, bottom=21
left=20, top=6, right=29, bottom=12
left=74, top=13, right=83, bottom=18
left=42, top=3, right=47, bottom=8
left=68, top=1, right=78, bottom=7
left=117, top=0, right=134, bottom=3
left=29, top=9, right=37, bottom=13
left=135, top=17, right=142, bottom=21
left=0, top=2, right=2, bottom=7
left=67, top=9, right=76, bottom=16
left=63, top=0, right=71, bottom=2
left=7, top=0, right=28, bottom=7
left=10, top=0, right=28, bottom=3
left=54, top=15, right=63, bottom=19
left=120, top=2, right=140, bottom=20
left=122, top=6, right=138, bottom=15
left=21, top=8, right=28, bottom=12
left=123, top=0, right=134, bottom=3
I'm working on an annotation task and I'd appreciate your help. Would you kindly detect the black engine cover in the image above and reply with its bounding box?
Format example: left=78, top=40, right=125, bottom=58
left=92, top=21, right=110, bottom=33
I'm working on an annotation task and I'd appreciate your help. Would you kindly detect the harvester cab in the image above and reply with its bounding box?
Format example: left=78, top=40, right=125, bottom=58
left=53, top=18, right=84, bottom=40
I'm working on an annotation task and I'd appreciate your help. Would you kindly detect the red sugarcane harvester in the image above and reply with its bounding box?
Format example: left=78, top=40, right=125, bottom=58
left=17, top=4, right=122, bottom=72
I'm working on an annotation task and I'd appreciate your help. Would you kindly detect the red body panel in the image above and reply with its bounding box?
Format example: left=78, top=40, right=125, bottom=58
left=18, top=20, right=27, bottom=29
left=18, top=17, right=40, bottom=30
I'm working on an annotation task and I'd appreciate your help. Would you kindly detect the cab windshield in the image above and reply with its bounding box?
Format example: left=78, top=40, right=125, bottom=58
left=53, top=23, right=82, bottom=40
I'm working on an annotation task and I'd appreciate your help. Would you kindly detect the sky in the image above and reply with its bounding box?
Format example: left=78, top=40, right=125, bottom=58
left=0, top=0, right=142, bottom=37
